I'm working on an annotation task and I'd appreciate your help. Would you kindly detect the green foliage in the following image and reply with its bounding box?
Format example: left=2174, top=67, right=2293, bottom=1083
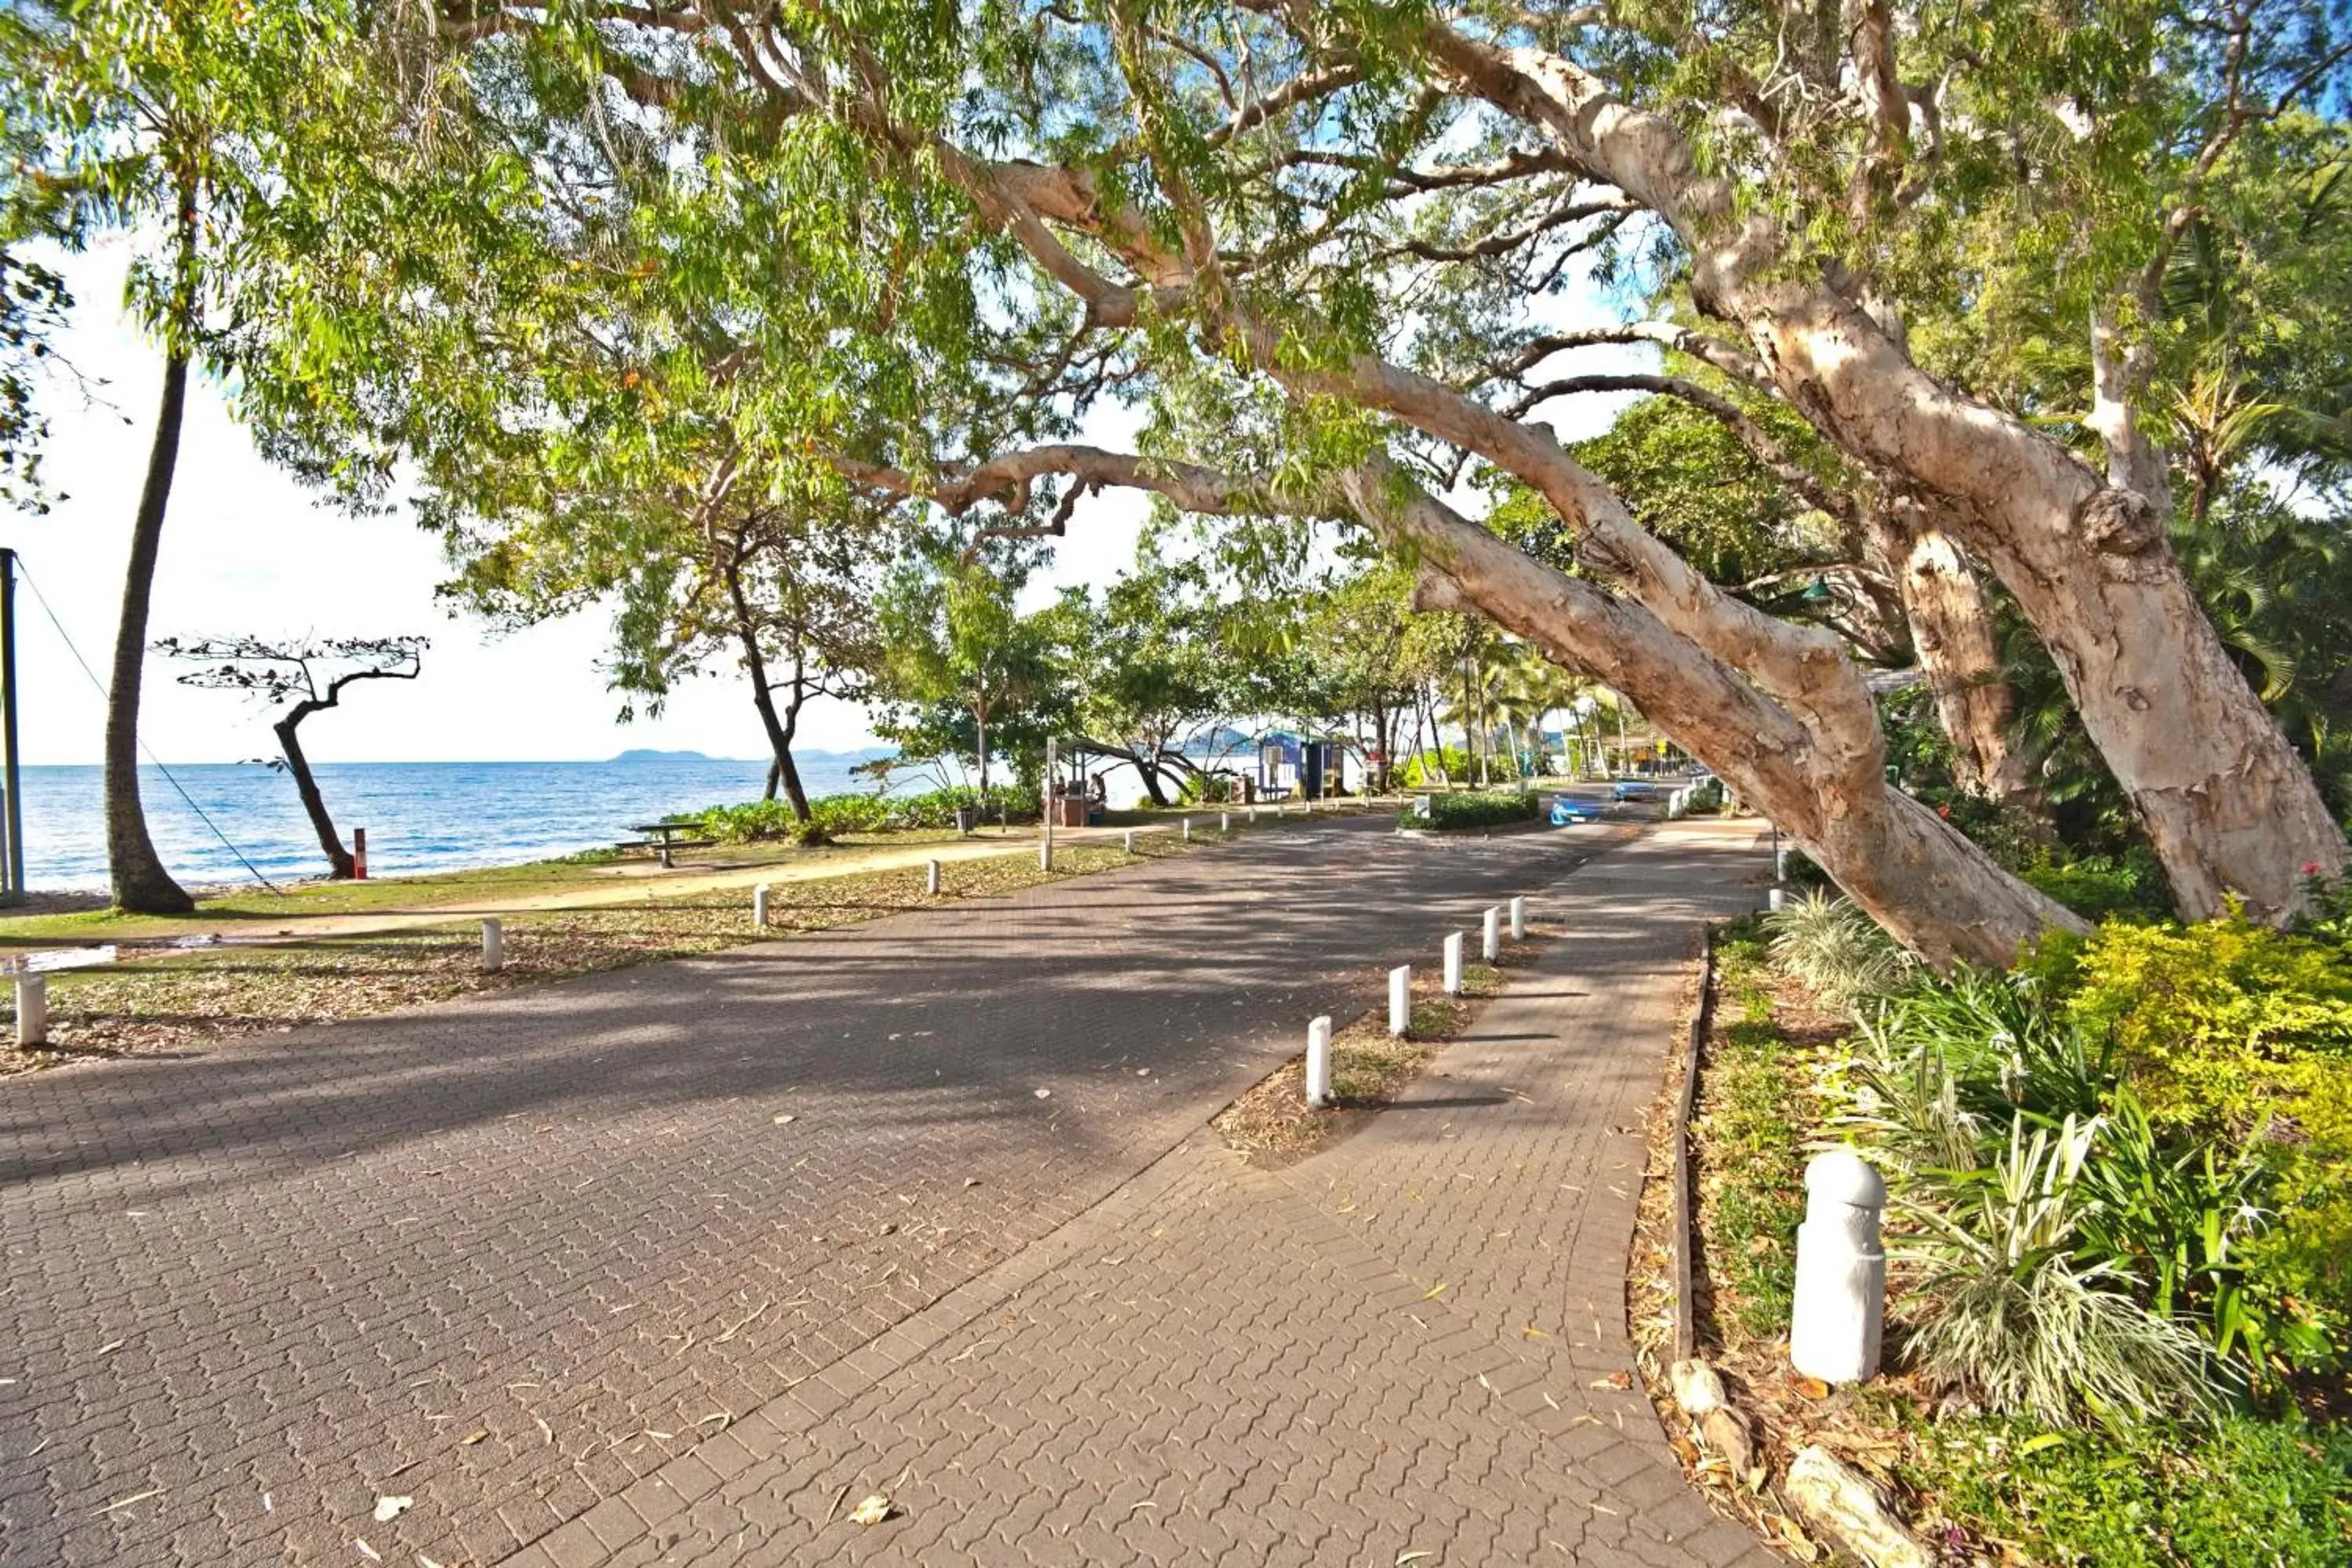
left=1844, top=935, right=2344, bottom=1386
left=1399, top=746, right=1472, bottom=787
left=1764, top=891, right=1915, bottom=1010
left=1897, top=1115, right=2220, bottom=1426
left=2020, top=852, right=2174, bottom=922
left=1400, top=791, right=1536, bottom=830
left=1927, top=1412, right=2352, bottom=1568
left=683, top=787, right=1036, bottom=843
left=2058, top=917, right=2352, bottom=1344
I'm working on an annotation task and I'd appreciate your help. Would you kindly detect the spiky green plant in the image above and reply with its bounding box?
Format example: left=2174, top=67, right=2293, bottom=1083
left=1901, top=1116, right=2220, bottom=1426
left=1764, top=891, right=1914, bottom=1010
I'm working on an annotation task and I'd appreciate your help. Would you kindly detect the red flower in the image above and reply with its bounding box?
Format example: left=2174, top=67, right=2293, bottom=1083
left=1937, top=804, right=1951, bottom=819
left=2303, top=862, right=2323, bottom=877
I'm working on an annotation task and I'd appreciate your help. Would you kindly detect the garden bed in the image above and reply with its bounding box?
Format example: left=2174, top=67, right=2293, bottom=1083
left=1632, top=907, right=2352, bottom=1566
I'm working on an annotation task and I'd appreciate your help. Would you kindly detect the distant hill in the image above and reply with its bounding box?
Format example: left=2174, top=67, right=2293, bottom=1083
left=609, top=749, right=717, bottom=763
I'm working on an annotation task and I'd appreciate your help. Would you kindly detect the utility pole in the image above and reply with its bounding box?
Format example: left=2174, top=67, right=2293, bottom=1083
left=0, top=550, right=23, bottom=905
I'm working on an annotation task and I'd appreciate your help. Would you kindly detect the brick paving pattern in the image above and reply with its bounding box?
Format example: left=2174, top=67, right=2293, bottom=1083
left=2, top=817, right=1637, bottom=1568
left=495, top=820, right=1774, bottom=1568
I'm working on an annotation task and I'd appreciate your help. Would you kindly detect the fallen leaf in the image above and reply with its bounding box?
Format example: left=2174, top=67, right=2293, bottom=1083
left=1398, top=1552, right=1436, bottom=1566
left=1033, top=1088, right=1051, bottom=1099
left=848, top=1494, right=892, bottom=1526
left=372, top=1497, right=412, bottom=1523
left=355, top=1541, right=383, bottom=1563
left=417, top=1555, right=446, bottom=1568
left=963, top=1178, right=981, bottom=1188
left=772, top=1113, right=797, bottom=1126
left=459, top=1431, right=488, bottom=1446
left=93, top=1488, right=162, bottom=1517
left=1790, top=1374, right=1831, bottom=1399
left=1421, top=1283, right=1449, bottom=1300
left=1590, top=1371, right=1632, bottom=1390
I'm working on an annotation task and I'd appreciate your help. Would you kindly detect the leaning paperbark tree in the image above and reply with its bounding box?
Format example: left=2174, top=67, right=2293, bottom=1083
left=156, top=635, right=426, bottom=880
left=6, top=0, right=401, bottom=912
left=313, top=3, right=2342, bottom=947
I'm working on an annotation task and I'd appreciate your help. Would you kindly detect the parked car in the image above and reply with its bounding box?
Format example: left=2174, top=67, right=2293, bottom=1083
left=1611, top=780, right=1659, bottom=802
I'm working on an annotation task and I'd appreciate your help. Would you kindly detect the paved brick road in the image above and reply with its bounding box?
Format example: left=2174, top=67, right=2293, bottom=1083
left=2, top=818, right=1624, bottom=1568
left=495, top=820, right=1775, bottom=1568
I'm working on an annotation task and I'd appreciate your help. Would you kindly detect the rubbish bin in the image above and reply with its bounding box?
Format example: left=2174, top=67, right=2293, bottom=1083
left=954, top=806, right=978, bottom=835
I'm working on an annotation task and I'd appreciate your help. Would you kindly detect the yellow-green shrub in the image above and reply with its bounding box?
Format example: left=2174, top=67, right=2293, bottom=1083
left=2060, top=916, right=2352, bottom=1340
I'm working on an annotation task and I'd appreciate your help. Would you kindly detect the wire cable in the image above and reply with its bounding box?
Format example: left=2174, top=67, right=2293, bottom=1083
left=14, top=557, right=284, bottom=895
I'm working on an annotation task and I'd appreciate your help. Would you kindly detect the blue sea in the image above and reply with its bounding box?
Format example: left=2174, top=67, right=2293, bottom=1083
left=10, top=757, right=898, bottom=891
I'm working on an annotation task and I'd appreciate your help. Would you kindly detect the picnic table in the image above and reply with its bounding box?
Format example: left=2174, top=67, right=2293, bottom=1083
left=625, top=820, right=716, bottom=868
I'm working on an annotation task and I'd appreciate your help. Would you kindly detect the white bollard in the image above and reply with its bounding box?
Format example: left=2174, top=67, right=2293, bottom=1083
left=1482, top=906, right=1501, bottom=962
left=1508, top=895, right=1526, bottom=942
left=1769, top=886, right=1787, bottom=912
left=481, top=919, right=504, bottom=971
left=1388, top=964, right=1412, bottom=1037
left=1791, top=1149, right=1887, bottom=1385
left=1122, top=829, right=1134, bottom=855
left=1443, top=931, right=1465, bottom=996
left=15, top=973, right=45, bottom=1047
left=1304, top=1015, right=1333, bottom=1107
left=1248, top=807, right=1258, bottom=825
left=752, top=885, right=769, bottom=928
left=1221, top=811, right=1230, bottom=834
left=1182, top=818, right=1192, bottom=841
left=1040, top=841, right=1053, bottom=871
left=1776, top=846, right=1791, bottom=880
left=926, top=858, right=942, bottom=895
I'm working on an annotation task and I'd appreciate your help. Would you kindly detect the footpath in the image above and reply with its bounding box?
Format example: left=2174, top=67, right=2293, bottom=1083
left=499, top=818, right=1773, bottom=1568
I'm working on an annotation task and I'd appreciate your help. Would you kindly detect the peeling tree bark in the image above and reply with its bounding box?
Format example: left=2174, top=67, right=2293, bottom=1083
left=1868, top=505, right=2035, bottom=808
left=1338, top=459, right=2082, bottom=967
left=1423, top=26, right=2346, bottom=920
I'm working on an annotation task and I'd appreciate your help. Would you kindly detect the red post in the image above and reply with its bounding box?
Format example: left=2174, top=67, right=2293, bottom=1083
left=353, top=827, right=368, bottom=880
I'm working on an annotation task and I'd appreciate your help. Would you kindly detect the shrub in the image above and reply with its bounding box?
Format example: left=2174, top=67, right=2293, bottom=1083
left=2020, top=849, right=2172, bottom=921
left=1898, top=1116, right=2220, bottom=1425
left=1764, top=891, right=1914, bottom=1010
left=1928, top=1411, right=2352, bottom=1567
left=2058, top=916, right=2352, bottom=1345
left=1399, top=790, right=1536, bottom=830
left=1399, top=746, right=1472, bottom=787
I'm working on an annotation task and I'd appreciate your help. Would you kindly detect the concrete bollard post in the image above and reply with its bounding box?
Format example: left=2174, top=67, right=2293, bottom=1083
left=926, top=858, right=942, bottom=895
left=752, top=885, right=770, bottom=928
left=1221, top=811, right=1230, bottom=834
left=1508, top=895, right=1526, bottom=942
left=1388, top=964, right=1412, bottom=1036
left=1791, top=1149, right=1887, bottom=1385
left=1776, top=846, right=1791, bottom=880
left=1040, top=841, right=1053, bottom=871
left=15, top=973, right=45, bottom=1047
left=481, top=919, right=504, bottom=971
left=1769, top=886, right=1787, bottom=912
left=1443, top=931, right=1465, bottom=996
left=1305, top=1015, right=1334, bottom=1107
left=1482, top=906, right=1501, bottom=962
left=1122, top=829, right=1134, bottom=855
left=1248, top=807, right=1258, bottom=825
left=1182, top=817, right=1192, bottom=841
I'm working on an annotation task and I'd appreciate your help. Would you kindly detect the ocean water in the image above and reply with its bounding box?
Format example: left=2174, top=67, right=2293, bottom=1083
left=11, top=757, right=896, bottom=891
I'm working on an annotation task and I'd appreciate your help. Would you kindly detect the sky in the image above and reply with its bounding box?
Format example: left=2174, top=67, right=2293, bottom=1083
left=9, top=238, right=1643, bottom=768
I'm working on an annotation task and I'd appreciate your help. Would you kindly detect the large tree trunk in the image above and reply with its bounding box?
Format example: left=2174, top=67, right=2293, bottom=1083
left=274, top=710, right=355, bottom=880
left=1869, top=506, right=2036, bottom=808
left=1343, top=459, right=2082, bottom=967
left=105, top=343, right=195, bottom=915
left=1423, top=27, right=2345, bottom=920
